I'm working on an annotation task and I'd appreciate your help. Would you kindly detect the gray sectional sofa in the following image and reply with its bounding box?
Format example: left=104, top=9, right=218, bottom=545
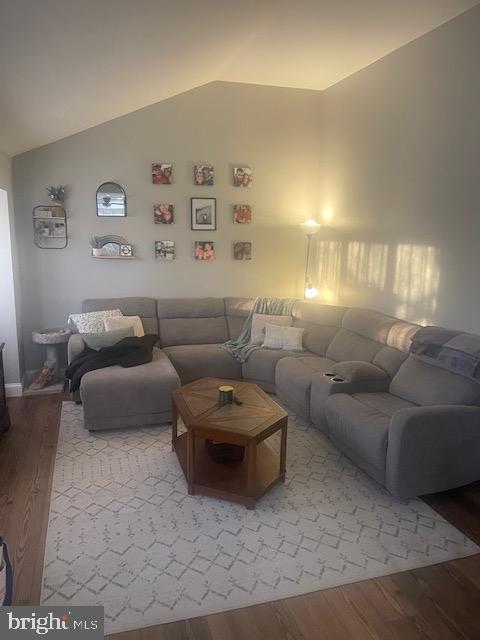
left=67, top=296, right=480, bottom=499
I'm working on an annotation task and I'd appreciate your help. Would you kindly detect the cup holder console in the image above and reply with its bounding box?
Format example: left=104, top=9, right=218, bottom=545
left=323, top=373, right=345, bottom=382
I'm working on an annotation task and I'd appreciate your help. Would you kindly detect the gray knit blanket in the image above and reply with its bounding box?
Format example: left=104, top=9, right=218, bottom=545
left=223, top=297, right=297, bottom=363
left=410, top=326, right=480, bottom=379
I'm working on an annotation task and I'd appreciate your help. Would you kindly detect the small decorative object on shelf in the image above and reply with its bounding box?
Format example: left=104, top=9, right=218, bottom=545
left=33, top=205, right=68, bottom=249
left=89, top=236, right=105, bottom=257
left=90, top=235, right=136, bottom=259
left=46, top=186, right=66, bottom=203
left=29, top=329, right=71, bottom=392
left=0, top=344, right=11, bottom=435
left=120, top=244, right=133, bottom=257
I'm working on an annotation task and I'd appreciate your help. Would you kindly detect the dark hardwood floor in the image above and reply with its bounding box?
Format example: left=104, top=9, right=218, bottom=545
left=1, top=393, right=480, bottom=639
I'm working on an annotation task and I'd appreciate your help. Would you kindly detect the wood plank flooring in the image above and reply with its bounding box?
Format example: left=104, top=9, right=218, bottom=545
left=1, top=393, right=480, bottom=639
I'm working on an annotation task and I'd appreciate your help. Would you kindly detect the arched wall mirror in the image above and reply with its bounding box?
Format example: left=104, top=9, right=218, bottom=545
left=96, top=182, right=127, bottom=217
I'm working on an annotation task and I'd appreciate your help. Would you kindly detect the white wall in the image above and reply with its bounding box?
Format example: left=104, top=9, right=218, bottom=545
left=12, top=4, right=480, bottom=376
left=0, top=149, right=21, bottom=386
left=13, top=82, right=323, bottom=370
left=317, top=5, right=480, bottom=332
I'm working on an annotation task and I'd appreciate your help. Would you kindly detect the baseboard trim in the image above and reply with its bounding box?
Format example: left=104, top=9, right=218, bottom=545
left=5, top=382, right=23, bottom=397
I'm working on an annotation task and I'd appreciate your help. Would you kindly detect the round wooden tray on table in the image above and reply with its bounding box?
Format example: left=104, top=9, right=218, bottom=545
left=171, top=377, right=288, bottom=509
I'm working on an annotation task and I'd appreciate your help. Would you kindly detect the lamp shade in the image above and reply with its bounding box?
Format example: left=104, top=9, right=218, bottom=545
left=300, top=219, right=321, bottom=235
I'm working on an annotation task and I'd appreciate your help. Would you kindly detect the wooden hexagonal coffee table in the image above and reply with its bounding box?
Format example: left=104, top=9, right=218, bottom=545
left=171, top=377, right=288, bottom=509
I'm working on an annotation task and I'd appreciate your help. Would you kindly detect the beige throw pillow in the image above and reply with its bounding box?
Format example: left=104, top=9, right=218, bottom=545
left=263, top=324, right=305, bottom=352
left=250, top=313, right=292, bottom=345
left=104, top=315, right=145, bottom=337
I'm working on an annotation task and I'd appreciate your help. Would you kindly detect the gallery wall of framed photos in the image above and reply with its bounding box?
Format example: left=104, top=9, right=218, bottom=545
left=14, top=81, right=319, bottom=370
left=151, top=164, right=253, bottom=261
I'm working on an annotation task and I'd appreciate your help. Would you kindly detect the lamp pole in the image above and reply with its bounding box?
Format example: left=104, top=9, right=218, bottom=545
left=300, top=220, right=321, bottom=298
left=304, top=234, right=312, bottom=299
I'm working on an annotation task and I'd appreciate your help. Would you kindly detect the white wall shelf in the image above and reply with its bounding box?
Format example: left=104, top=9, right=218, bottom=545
left=91, top=255, right=137, bottom=259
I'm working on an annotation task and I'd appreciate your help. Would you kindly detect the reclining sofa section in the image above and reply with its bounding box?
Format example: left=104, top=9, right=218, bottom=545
left=67, top=297, right=480, bottom=499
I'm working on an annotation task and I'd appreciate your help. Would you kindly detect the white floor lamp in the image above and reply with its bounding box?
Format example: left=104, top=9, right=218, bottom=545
left=300, top=219, right=321, bottom=299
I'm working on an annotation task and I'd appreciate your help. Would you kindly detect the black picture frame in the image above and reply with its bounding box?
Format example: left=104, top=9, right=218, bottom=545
left=191, top=197, right=217, bottom=231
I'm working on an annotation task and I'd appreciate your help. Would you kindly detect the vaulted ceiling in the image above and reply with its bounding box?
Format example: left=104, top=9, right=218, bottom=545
left=0, top=0, right=478, bottom=155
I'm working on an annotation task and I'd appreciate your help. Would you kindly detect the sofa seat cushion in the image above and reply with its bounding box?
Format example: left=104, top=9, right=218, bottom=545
left=324, top=392, right=415, bottom=484
left=242, top=348, right=301, bottom=386
left=163, top=343, right=242, bottom=383
left=276, top=355, right=335, bottom=419
left=80, top=348, right=180, bottom=430
left=349, top=392, right=416, bottom=416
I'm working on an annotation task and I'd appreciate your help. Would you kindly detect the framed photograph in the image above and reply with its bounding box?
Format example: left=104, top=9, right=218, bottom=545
left=154, top=203, right=174, bottom=224
left=152, top=163, right=173, bottom=184
left=233, top=166, right=253, bottom=187
left=234, top=242, right=252, bottom=260
left=155, top=240, right=175, bottom=260
left=195, top=241, right=215, bottom=261
left=191, top=198, right=216, bottom=230
left=194, top=164, right=214, bottom=186
left=233, top=204, right=252, bottom=224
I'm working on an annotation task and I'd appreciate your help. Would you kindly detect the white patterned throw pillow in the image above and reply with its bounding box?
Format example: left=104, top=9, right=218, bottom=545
left=250, top=313, right=293, bottom=345
left=263, top=323, right=305, bottom=352
left=67, top=309, right=123, bottom=333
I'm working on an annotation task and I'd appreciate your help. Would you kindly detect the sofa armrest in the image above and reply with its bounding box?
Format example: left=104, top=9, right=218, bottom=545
left=68, top=334, right=86, bottom=364
left=386, top=404, right=480, bottom=498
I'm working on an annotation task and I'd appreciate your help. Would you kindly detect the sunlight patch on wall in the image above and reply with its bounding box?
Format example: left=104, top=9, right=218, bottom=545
left=346, top=242, right=388, bottom=291
left=393, top=244, right=440, bottom=325
left=313, top=240, right=343, bottom=303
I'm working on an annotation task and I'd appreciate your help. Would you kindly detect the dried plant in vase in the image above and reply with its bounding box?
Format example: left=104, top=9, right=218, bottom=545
left=89, top=236, right=105, bottom=257
left=46, top=186, right=66, bottom=203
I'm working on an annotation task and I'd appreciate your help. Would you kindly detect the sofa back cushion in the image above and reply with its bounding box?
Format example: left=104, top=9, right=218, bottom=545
left=390, top=356, right=480, bottom=406
left=82, top=297, right=158, bottom=335
left=224, top=297, right=255, bottom=339
left=157, top=298, right=228, bottom=346
left=326, top=307, right=420, bottom=371
left=372, top=346, right=408, bottom=378
left=341, top=308, right=398, bottom=343
left=326, top=328, right=383, bottom=363
left=292, top=302, right=346, bottom=356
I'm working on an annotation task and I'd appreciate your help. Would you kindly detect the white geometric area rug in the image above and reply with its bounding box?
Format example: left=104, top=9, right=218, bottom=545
left=42, top=401, right=478, bottom=635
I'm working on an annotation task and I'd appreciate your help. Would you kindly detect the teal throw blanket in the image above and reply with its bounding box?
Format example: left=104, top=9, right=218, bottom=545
left=222, top=297, right=297, bottom=363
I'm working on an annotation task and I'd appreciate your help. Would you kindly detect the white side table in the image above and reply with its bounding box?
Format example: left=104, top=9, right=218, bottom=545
left=32, top=328, right=71, bottom=382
